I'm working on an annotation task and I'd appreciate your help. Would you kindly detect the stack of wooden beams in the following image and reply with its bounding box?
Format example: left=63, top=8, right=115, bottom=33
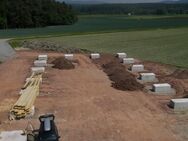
left=10, top=73, right=42, bottom=120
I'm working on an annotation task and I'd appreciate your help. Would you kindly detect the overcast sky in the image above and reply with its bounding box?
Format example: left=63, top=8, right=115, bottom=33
left=78, top=0, right=161, bottom=2
left=62, top=0, right=179, bottom=3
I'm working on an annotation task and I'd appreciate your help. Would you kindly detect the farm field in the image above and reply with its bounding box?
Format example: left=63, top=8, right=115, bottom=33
left=0, top=15, right=188, bottom=38
left=25, top=27, right=188, bottom=68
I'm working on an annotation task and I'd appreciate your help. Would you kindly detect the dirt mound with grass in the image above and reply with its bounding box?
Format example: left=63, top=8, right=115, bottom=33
left=22, top=40, right=91, bottom=53
left=52, top=57, right=75, bottom=70
left=94, top=54, right=144, bottom=91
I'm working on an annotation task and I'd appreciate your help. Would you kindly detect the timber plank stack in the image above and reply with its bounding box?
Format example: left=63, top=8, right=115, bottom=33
left=10, top=55, right=47, bottom=120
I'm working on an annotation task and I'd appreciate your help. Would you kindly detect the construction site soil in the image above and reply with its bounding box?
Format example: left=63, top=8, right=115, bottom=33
left=0, top=50, right=188, bottom=141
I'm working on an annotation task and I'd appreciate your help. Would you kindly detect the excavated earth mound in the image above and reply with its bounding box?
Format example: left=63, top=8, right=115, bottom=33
left=170, top=70, right=188, bottom=79
left=52, top=57, right=75, bottom=70
left=94, top=54, right=144, bottom=91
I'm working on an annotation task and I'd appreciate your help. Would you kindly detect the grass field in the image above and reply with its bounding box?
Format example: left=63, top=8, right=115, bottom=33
left=28, top=27, right=188, bottom=68
left=1, top=15, right=188, bottom=38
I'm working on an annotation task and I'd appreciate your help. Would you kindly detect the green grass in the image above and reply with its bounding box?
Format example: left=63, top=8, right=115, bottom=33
left=27, top=27, right=188, bottom=68
left=1, top=15, right=188, bottom=39
left=9, top=40, right=22, bottom=48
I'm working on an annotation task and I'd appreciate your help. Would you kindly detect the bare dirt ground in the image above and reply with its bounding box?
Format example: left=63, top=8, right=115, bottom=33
left=0, top=50, right=188, bottom=141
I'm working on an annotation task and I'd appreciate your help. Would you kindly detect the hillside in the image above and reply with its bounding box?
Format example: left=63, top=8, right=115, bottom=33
left=161, top=0, right=188, bottom=3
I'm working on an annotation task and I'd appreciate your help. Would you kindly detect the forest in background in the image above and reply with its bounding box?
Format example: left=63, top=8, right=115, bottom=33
left=0, top=0, right=77, bottom=29
left=73, top=3, right=188, bottom=15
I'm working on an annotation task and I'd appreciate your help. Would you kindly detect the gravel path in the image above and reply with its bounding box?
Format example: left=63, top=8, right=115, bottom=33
left=0, top=39, right=15, bottom=62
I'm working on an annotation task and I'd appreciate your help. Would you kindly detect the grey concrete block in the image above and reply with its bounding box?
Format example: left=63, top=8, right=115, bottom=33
left=117, top=53, right=127, bottom=59
left=123, top=58, right=135, bottom=64
left=90, top=53, right=100, bottom=59
left=64, top=54, right=74, bottom=60
left=38, top=54, right=48, bottom=61
left=131, top=64, right=144, bottom=72
left=170, top=99, right=188, bottom=110
left=34, top=60, right=47, bottom=67
left=31, top=67, right=45, bottom=74
left=153, top=83, right=172, bottom=93
left=140, top=73, right=156, bottom=82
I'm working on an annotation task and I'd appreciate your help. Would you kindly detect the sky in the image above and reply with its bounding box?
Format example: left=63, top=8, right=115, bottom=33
left=62, top=0, right=179, bottom=3
left=76, top=0, right=161, bottom=2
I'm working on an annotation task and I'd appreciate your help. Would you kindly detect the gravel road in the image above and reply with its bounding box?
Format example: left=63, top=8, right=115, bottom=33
left=0, top=39, right=15, bottom=62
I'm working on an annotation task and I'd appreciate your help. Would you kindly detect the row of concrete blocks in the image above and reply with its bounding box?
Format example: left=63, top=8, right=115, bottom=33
left=34, top=55, right=48, bottom=67
left=90, top=53, right=131, bottom=60
left=117, top=53, right=188, bottom=110
left=129, top=58, right=188, bottom=111
left=31, top=55, right=48, bottom=74
left=90, top=52, right=174, bottom=95
left=117, top=53, right=176, bottom=95
left=90, top=53, right=132, bottom=60
left=117, top=53, right=135, bottom=64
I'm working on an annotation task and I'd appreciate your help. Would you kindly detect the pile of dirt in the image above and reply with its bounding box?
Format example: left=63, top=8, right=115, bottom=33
left=94, top=54, right=144, bottom=91
left=22, top=40, right=91, bottom=53
left=52, top=57, right=75, bottom=70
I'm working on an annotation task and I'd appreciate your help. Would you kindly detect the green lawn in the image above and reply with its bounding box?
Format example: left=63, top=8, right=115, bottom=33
left=31, top=27, right=188, bottom=68
left=1, top=15, right=188, bottom=38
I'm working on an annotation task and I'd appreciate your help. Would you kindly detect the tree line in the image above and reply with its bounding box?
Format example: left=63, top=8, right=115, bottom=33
left=73, top=3, right=188, bottom=15
left=0, top=0, right=78, bottom=29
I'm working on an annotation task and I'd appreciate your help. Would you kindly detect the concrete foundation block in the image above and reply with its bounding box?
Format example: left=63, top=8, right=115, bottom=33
left=38, top=55, right=48, bottom=61
left=31, top=67, right=45, bottom=74
left=34, top=60, right=47, bottom=67
left=123, top=58, right=135, bottom=64
left=139, top=73, right=156, bottom=82
left=90, top=53, right=100, bottom=59
left=153, top=83, right=172, bottom=93
left=117, top=53, right=127, bottom=59
left=170, top=99, right=188, bottom=110
left=0, top=130, right=27, bottom=141
left=64, top=54, right=74, bottom=60
left=131, top=64, right=144, bottom=72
